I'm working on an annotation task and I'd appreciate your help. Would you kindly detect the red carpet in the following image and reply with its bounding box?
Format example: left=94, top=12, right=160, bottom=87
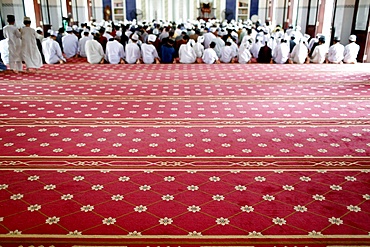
left=0, top=61, right=369, bottom=246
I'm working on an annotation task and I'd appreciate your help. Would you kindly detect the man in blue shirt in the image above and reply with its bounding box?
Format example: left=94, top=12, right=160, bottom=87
left=161, top=39, right=176, bottom=63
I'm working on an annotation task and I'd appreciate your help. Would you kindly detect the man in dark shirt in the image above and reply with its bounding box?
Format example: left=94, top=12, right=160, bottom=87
left=257, top=41, right=273, bottom=63
left=161, top=39, right=176, bottom=63
left=98, top=27, right=108, bottom=52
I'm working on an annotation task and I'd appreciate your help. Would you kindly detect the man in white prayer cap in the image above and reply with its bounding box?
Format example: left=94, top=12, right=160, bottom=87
left=62, top=26, right=78, bottom=58
left=141, top=34, right=160, bottom=64
left=343, top=35, right=360, bottom=64
left=327, top=36, right=344, bottom=64
left=42, top=31, right=66, bottom=64
left=78, top=30, right=92, bottom=57
left=125, top=33, right=142, bottom=64
left=105, top=36, right=125, bottom=64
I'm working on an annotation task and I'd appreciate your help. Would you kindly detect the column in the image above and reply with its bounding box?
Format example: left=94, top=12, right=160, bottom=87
left=285, top=0, right=295, bottom=27
left=66, top=0, right=72, bottom=17
left=268, top=0, right=275, bottom=24
left=86, top=0, right=92, bottom=21
left=33, top=0, right=42, bottom=26
left=316, top=0, right=335, bottom=37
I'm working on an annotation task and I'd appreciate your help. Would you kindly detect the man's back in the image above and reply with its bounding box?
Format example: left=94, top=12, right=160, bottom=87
left=343, top=42, right=360, bottom=63
left=125, top=43, right=141, bottom=64
left=328, top=43, right=344, bottom=63
left=257, top=45, right=272, bottom=63
left=62, top=34, right=78, bottom=58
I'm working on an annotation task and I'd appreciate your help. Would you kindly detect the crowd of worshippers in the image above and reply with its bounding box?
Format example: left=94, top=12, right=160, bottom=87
left=0, top=14, right=361, bottom=73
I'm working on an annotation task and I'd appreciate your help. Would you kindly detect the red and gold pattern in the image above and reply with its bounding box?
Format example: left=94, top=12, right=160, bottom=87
left=0, top=61, right=369, bottom=246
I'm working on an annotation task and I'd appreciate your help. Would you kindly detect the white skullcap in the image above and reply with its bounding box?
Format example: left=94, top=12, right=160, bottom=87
left=132, top=33, right=139, bottom=41
left=66, top=26, right=73, bottom=32
left=197, top=35, right=205, bottom=43
left=50, top=31, right=58, bottom=36
left=72, top=25, right=78, bottom=30
left=210, top=27, right=217, bottom=33
left=36, top=27, right=43, bottom=32
left=106, top=27, right=112, bottom=32
left=116, top=31, right=122, bottom=37
left=148, top=34, right=156, bottom=42
left=349, top=35, right=356, bottom=41
left=231, top=31, right=238, bottom=39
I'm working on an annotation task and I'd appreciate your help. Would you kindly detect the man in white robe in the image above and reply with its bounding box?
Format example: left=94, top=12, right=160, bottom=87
left=220, top=40, right=237, bottom=63
left=210, top=29, right=225, bottom=58
left=178, top=39, right=197, bottom=64
left=42, top=32, right=66, bottom=64
left=290, top=38, right=309, bottom=64
left=202, top=41, right=219, bottom=64
left=35, top=27, right=45, bottom=43
left=327, top=37, right=344, bottom=64
left=343, top=35, right=360, bottom=64
left=203, top=28, right=216, bottom=49
left=62, top=26, right=78, bottom=58
left=273, top=39, right=290, bottom=64
left=105, top=36, right=125, bottom=64
left=78, top=30, right=92, bottom=57
left=238, top=39, right=252, bottom=64
left=311, top=36, right=328, bottom=64
left=125, top=33, right=141, bottom=64
left=193, top=35, right=205, bottom=63
left=85, top=33, right=105, bottom=64
left=141, top=34, right=160, bottom=64
left=20, top=16, right=43, bottom=71
left=0, top=38, right=9, bottom=65
left=250, top=36, right=264, bottom=58
left=3, top=15, right=23, bottom=72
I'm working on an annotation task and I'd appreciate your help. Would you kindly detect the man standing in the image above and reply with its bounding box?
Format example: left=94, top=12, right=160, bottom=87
left=3, top=15, right=23, bottom=72
left=21, top=16, right=43, bottom=71
left=62, top=26, right=78, bottom=58
left=343, top=35, right=360, bottom=64
left=327, top=36, right=344, bottom=64
left=42, top=31, right=66, bottom=64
